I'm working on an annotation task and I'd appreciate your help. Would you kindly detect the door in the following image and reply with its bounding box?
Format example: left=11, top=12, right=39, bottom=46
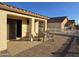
left=9, top=22, right=16, bottom=39
left=7, top=19, right=22, bottom=40
left=17, top=20, right=22, bottom=37
left=7, top=19, right=16, bottom=40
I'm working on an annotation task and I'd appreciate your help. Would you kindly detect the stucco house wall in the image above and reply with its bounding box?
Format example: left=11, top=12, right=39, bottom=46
left=0, top=11, right=7, bottom=51
left=22, top=19, right=27, bottom=38
left=0, top=9, right=48, bottom=51
left=61, top=18, right=68, bottom=31
left=48, top=17, right=68, bottom=32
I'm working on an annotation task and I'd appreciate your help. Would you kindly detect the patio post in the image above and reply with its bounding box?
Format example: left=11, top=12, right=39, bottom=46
left=30, top=18, right=35, bottom=42
left=44, top=20, right=48, bottom=41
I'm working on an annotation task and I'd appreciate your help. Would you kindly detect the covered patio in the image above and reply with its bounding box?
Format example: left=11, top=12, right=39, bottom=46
left=7, top=14, right=47, bottom=41
left=0, top=3, right=48, bottom=51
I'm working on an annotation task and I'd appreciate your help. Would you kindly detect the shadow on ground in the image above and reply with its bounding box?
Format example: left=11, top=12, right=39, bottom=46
left=51, top=36, right=79, bottom=57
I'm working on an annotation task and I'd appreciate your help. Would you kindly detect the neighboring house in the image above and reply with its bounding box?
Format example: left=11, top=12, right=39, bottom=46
left=0, top=3, right=48, bottom=51
left=75, top=25, right=79, bottom=30
left=47, top=16, right=68, bottom=32
left=65, top=20, right=75, bottom=30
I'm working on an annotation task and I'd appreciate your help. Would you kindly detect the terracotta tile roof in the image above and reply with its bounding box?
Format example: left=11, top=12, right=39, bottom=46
left=0, top=2, right=49, bottom=19
left=48, top=16, right=67, bottom=23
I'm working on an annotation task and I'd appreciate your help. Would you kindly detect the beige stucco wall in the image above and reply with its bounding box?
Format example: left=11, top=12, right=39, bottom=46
left=61, top=18, right=68, bottom=31
left=0, top=11, right=7, bottom=51
left=22, top=19, right=27, bottom=37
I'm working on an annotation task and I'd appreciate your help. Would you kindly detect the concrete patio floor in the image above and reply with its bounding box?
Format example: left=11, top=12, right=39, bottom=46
left=6, top=35, right=70, bottom=57
left=7, top=41, right=42, bottom=56
left=0, top=34, right=74, bottom=57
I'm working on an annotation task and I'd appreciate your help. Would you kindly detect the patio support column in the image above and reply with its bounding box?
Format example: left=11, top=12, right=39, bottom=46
left=0, top=13, right=7, bottom=51
left=45, top=20, right=47, bottom=32
left=35, top=20, right=39, bottom=34
left=44, top=20, right=47, bottom=41
left=30, top=18, right=35, bottom=42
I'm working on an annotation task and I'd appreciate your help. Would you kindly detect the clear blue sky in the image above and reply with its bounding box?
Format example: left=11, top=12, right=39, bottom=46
left=5, top=2, right=79, bottom=24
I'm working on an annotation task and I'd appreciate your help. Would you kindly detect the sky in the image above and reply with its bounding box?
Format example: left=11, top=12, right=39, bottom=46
left=5, top=2, right=79, bottom=24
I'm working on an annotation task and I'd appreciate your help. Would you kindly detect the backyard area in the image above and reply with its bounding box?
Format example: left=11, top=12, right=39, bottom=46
left=0, top=30, right=79, bottom=57
left=0, top=2, right=79, bottom=57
